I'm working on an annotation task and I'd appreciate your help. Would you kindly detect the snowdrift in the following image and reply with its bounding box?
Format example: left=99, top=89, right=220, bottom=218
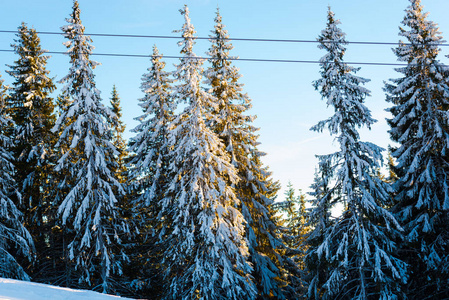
left=0, top=278, right=133, bottom=300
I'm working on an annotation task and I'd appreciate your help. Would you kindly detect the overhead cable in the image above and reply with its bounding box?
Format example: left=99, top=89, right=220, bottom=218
left=0, top=49, right=408, bottom=66
left=0, top=29, right=448, bottom=47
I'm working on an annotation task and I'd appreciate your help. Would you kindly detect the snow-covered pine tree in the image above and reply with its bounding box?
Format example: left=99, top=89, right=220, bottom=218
left=308, top=164, right=333, bottom=232
left=204, top=9, right=293, bottom=299
left=6, top=23, right=57, bottom=280
left=159, top=6, right=256, bottom=299
left=0, top=74, right=34, bottom=280
left=274, top=182, right=308, bottom=262
left=305, top=7, right=407, bottom=299
left=109, top=85, right=127, bottom=184
left=305, top=165, right=334, bottom=299
left=274, top=182, right=300, bottom=248
left=52, top=0, right=128, bottom=293
left=127, top=45, right=175, bottom=297
left=385, top=0, right=449, bottom=297
left=106, top=85, right=135, bottom=296
left=273, top=182, right=310, bottom=295
left=129, top=45, right=174, bottom=214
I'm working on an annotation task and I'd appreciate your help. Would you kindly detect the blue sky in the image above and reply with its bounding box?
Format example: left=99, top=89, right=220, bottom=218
left=1, top=0, right=449, bottom=197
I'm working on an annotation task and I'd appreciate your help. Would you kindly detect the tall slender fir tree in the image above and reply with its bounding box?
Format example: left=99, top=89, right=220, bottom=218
left=385, top=0, right=449, bottom=298
left=6, top=23, right=57, bottom=281
left=129, top=45, right=174, bottom=215
left=127, top=45, right=175, bottom=297
left=107, top=85, right=134, bottom=296
left=305, top=8, right=407, bottom=300
left=274, top=182, right=309, bottom=264
left=51, top=0, right=128, bottom=292
left=158, top=6, right=256, bottom=299
left=204, top=9, right=293, bottom=299
left=273, top=182, right=310, bottom=296
left=109, top=85, right=127, bottom=184
left=305, top=165, right=334, bottom=298
left=0, top=74, right=34, bottom=281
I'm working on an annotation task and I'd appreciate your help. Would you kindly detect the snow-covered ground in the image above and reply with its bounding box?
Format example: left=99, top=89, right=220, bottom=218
left=0, top=278, right=134, bottom=300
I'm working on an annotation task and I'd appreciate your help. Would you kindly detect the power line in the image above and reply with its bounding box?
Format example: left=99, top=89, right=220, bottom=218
left=0, top=49, right=407, bottom=66
left=1, top=29, right=448, bottom=47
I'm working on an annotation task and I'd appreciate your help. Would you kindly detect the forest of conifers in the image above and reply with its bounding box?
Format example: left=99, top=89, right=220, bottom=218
left=0, top=0, right=448, bottom=299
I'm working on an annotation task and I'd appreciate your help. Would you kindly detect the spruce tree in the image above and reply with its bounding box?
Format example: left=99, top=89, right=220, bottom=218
left=6, top=23, right=57, bottom=281
left=204, top=9, right=292, bottom=299
left=0, top=74, right=34, bottom=280
left=107, top=85, right=135, bottom=296
left=52, top=0, right=128, bottom=292
left=274, top=182, right=309, bottom=262
left=109, top=85, right=127, bottom=184
left=159, top=6, right=256, bottom=299
left=127, top=45, right=175, bottom=297
left=385, top=0, right=449, bottom=297
left=305, top=166, right=333, bottom=299
left=273, top=182, right=310, bottom=295
left=129, top=45, right=174, bottom=212
left=305, top=8, right=406, bottom=299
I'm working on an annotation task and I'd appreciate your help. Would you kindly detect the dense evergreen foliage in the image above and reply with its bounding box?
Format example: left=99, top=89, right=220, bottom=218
left=305, top=8, right=406, bottom=299
left=6, top=23, right=58, bottom=282
left=127, top=45, right=175, bottom=297
left=273, top=182, right=310, bottom=295
left=51, top=1, right=129, bottom=293
left=109, top=86, right=127, bottom=184
left=204, top=9, right=295, bottom=299
left=2, top=1, right=449, bottom=299
left=128, top=45, right=174, bottom=222
left=153, top=7, right=256, bottom=299
left=385, top=0, right=449, bottom=297
left=0, top=74, right=34, bottom=281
